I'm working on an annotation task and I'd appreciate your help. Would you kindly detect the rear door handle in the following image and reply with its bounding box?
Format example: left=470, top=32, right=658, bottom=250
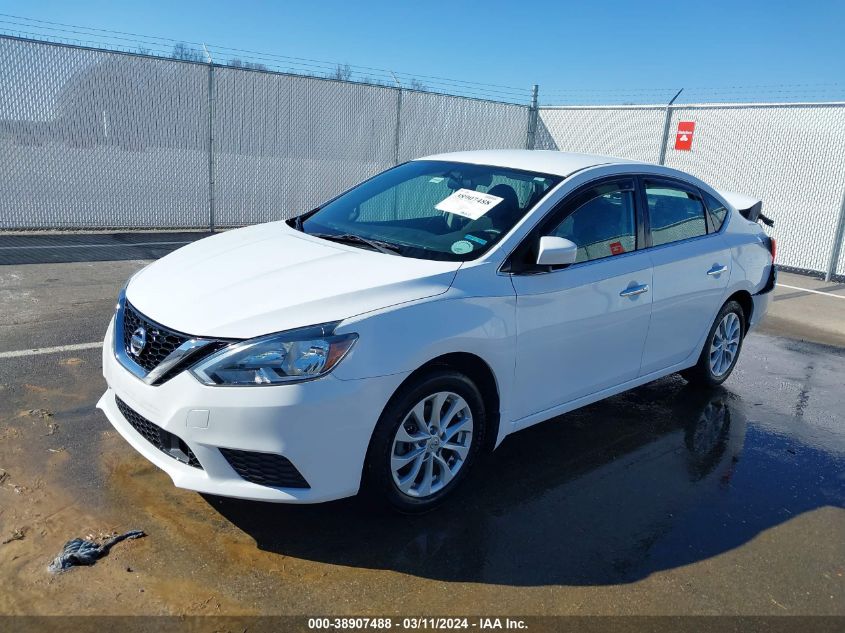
left=707, top=265, right=728, bottom=276
left=620, top=284, right=649, bottom=297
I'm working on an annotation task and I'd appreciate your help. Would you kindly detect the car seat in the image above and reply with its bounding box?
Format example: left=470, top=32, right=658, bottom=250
left=483, top=184, right=521, bottom=232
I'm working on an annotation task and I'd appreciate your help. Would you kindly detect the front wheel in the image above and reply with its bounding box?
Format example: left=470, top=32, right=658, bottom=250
left=682, top=300, right=745, bottom=388
left=364, top=370, right=485, bottom=513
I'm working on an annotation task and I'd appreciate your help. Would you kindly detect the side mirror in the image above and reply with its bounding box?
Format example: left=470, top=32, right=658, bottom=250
left=536, top=236, right=578, bottom=267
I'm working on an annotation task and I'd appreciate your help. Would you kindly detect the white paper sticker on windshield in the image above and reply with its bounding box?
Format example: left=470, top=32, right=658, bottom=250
left=435, top=188, right=503, bottom=221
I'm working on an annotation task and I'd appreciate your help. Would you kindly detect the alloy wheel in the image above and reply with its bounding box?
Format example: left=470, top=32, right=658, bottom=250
left=390, top=391, right=473, bottom=498
left=709, top=312, right=741, bottom=377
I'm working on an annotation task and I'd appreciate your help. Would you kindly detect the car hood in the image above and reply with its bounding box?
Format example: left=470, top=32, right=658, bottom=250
left=126, top=222, right=461, bottom=339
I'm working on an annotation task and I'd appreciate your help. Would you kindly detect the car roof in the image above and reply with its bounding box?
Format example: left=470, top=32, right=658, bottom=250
left=416, top=149, right=644, bottom=177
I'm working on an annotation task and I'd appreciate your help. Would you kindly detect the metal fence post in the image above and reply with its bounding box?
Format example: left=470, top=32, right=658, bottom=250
left=825, top=189, right=845, bottom=281
left=526, top=84, right=539, bottom=150
left=393, top=87, right=403, bottom=165
left=206, top=61, right=216, bottom=232
left=657, top=88, right=683, bottom=165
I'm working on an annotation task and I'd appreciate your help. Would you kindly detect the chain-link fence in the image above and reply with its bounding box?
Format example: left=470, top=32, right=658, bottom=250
left=536, top=106, right=667, bottom=162
left=537, top=103, right=845, bottom=279
left=211, top=67, right=401, bottom=227
left=2, top=35, right=845, bottom=278
left=0, top=35, right=530, bottom=231
left=0, top=36, right=211, bottom=229
left=662, top=104, right=845, bottom=278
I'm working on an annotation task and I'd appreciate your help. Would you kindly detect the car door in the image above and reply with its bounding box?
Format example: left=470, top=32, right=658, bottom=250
left=509, top=177, right=653, bottom=423
left=638, top=177, right=731, bottom=375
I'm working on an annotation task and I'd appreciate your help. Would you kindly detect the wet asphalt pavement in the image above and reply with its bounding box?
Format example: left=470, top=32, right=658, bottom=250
left=0, top=257, right=843, bottom=616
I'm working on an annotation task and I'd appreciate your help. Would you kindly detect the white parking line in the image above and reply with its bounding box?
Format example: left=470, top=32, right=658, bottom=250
left=776, top=283, right=845, bottom=300
left=0, top=241, right=192, bottom=250
left=2, top=284, right=838, bottom=359
left=0, top=342, right=103, bottom=359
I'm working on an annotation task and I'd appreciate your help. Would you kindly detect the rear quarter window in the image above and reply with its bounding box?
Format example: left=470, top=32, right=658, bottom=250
left=702, top=191, right=729, bottom=231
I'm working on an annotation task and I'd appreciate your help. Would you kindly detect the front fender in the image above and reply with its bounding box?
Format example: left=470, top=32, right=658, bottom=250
left=332, top=287, right=517, bottom=445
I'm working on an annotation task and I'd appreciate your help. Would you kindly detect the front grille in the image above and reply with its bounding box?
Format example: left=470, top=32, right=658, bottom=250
left=122, top=302, right=191, bottom=373
left=220, top=448, right=310, bottom=488
left=115, top=396, right=202, bottom=469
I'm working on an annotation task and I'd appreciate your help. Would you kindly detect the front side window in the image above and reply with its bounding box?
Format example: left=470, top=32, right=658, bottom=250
left=297, top=160, right=560, bottom=261
left=549, top=181, right=637, bottom=263
left=645, top=181, right=708, bottom=246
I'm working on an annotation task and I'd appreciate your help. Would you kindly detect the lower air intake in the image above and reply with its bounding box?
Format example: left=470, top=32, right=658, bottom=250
left=115, top=396, right=202, bottom=469
left=219, top=448, right=310, bottom=489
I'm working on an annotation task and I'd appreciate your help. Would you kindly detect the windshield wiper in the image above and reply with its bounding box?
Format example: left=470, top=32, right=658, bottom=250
left=308, top=232, right=402, bottom=255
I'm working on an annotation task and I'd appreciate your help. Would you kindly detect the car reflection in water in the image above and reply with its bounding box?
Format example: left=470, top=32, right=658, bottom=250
left=205, top=375, right=843, bottom=586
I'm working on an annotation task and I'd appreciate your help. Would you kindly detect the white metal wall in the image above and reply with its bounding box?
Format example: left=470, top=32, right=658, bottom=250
left=537, top=103, right=845, bottom=276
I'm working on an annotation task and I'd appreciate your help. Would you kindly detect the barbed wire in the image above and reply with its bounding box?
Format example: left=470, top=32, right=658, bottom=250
left=0, top=29, right=531, bottom=104
left=1, top=12, right=843, bottom=107
left=0, top=14, right=534, bottom=103
left=0, top=13, right=534, bottom=93
left=542, top=82, right=845, bottom=106
left=541, top=86, right=845, bottom=106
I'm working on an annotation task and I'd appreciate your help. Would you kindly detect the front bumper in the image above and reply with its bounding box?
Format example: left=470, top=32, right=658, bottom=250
left=98, top=319, right=406, bottom=503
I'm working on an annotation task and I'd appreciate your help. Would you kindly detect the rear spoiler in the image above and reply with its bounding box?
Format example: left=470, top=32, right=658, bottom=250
left=718, top=190, right=774, bottom=227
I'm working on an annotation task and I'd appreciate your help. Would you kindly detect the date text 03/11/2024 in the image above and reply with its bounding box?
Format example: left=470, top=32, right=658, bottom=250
left=307, top=617, right=529, bottom=629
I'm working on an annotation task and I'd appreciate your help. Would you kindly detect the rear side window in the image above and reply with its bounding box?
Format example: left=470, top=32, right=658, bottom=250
left=702, top=191, right=729, bottom=231
left=645, top=181, right=708, bottom=246
left=550, top=182, right=636, bottom=263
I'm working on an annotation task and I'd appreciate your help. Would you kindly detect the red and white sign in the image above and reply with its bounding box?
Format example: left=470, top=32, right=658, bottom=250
left=674, top=121, right=695, bottom=151
left=609, top=241, right=625, bottom=255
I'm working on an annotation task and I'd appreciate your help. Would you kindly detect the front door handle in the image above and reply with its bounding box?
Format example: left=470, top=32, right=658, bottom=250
left=620, top=284, right=649, bottom=297
left=707, top=265, right=728, bottom=276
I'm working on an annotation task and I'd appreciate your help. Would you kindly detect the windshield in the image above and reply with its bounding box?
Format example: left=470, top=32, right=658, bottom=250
left=294, top=160, right=561, bottom=261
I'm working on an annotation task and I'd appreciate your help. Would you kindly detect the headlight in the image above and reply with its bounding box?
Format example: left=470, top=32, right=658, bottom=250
left=190, top=322, right=357, bottom=386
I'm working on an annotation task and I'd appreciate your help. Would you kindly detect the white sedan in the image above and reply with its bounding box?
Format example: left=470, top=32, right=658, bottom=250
left=98, top=150, right=776, bottom=512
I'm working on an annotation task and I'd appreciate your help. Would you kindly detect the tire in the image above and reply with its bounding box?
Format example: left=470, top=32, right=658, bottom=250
left=363, top=369, right=486, bottom=513
left=682, top=300, right=746, bottom=388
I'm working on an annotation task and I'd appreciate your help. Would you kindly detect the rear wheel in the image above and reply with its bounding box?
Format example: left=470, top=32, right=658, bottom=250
left=682, top=300, right=745, bottom=387
left=364, top=370, right=485, bottom=513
